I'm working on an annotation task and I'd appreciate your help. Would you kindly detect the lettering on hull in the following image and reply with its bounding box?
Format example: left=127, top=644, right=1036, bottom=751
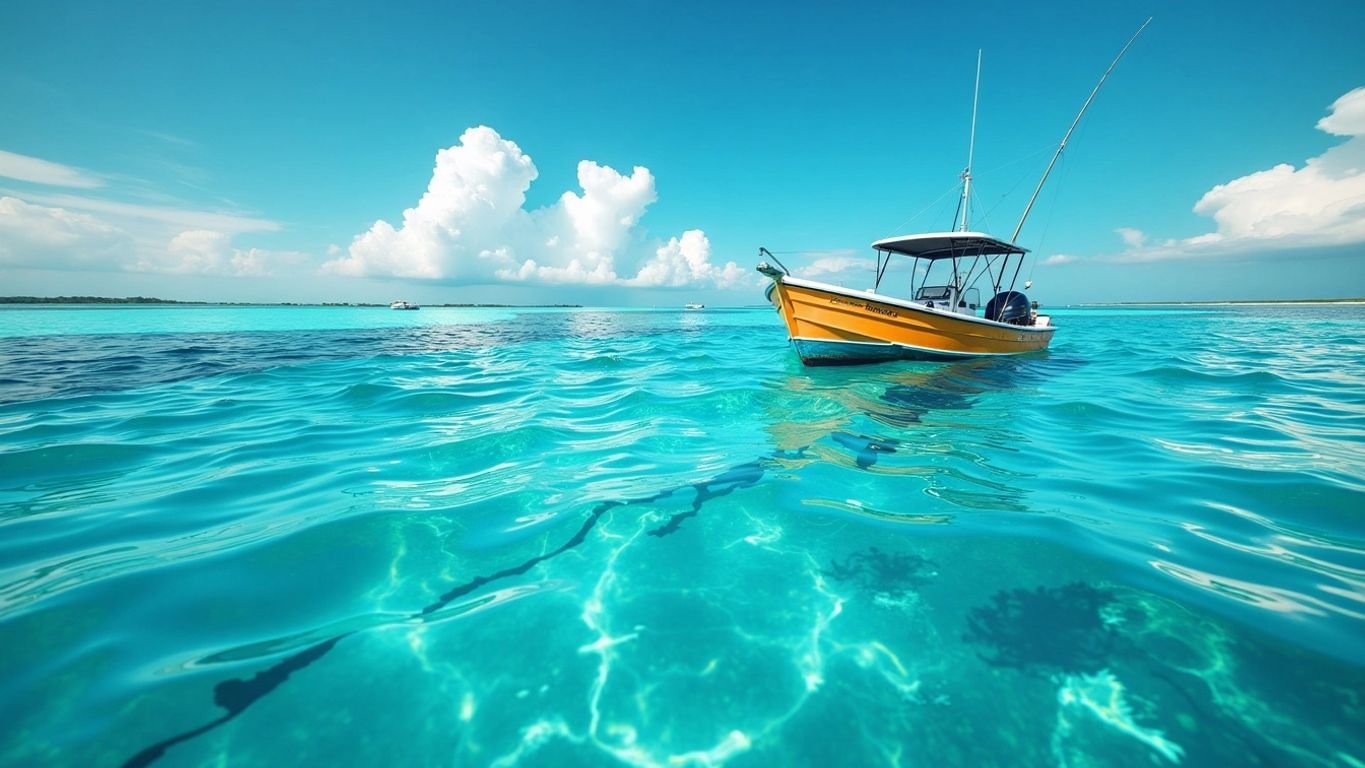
left=829, top=296, right=898, bottom=318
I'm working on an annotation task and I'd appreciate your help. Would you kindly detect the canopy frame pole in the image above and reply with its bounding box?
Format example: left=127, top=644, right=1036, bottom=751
left=878, top=250, right=895, bottom=292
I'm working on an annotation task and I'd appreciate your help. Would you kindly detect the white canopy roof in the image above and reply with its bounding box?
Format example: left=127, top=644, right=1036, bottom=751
left=872, top=231, right=1028, bottom=260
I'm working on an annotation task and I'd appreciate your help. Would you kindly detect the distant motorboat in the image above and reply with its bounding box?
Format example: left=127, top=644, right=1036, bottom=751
left=390, top=300, right=420, bottom=310
left=685, top=302, right=705, bottom=310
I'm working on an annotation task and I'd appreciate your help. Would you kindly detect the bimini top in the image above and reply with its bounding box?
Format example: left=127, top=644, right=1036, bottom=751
left=872, top=231, right=1028, bottom=260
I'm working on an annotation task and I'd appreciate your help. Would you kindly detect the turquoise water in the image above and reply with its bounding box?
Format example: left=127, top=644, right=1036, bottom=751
left=1, top=303, right=1363, bottom=767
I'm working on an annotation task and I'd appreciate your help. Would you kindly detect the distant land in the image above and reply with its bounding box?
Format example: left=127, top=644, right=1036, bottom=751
left=0, top=296, right=581, bottom=308
left=0, top=296, right=208, bottom=305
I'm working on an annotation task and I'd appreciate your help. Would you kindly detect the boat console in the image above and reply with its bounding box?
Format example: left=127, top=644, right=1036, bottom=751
left=914, top=285, right=980, bottom=316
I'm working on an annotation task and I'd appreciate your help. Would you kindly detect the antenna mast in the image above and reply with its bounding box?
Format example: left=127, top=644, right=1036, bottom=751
left=960, top=49, right=982, bottom=232
left=1011, top=17, right=1152, bottom=243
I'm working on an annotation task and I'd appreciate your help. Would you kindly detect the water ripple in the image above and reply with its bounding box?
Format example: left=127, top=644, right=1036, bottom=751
left=1, top=304, right=1363, bottom=766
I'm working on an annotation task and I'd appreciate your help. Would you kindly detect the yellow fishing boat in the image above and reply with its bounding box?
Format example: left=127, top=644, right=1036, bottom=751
left=759, top=232, right=1052, bottom=364
left=758, top=20, right=1148, bottom=366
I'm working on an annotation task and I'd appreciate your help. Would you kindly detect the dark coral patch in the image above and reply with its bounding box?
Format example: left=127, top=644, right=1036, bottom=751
left=963, top=582, right=1118, bottom=674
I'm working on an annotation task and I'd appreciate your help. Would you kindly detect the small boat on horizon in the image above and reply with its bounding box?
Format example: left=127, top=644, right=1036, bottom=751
left=389, top=300, right=420, bottom=310
left=757, top=20, right=1149, bottom=366
left=685, top=302, right=705, bottom=310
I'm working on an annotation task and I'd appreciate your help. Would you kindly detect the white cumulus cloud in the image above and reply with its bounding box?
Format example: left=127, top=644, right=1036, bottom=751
left=627, top=230, right=748, bottom=288
left=1041, top=254, right=1077, bottom=266
left=1115, top=86, right=1365, bottom=262
left=1317, top=86, right=1365, bottom=136
left=323, top=126, right=740, bottom=288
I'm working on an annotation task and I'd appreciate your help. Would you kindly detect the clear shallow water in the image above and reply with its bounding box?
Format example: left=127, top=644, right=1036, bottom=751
left=1, top=303, right=1363, bottom=767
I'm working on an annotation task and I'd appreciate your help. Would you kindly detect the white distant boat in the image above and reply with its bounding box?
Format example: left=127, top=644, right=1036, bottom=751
left=685, top=302, right=705, bottom=310
left=389, top=300, right=420, bottom=310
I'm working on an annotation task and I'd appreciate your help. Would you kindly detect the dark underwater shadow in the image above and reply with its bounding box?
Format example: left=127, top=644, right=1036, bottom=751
left=960, top=581, right=1309, bottom=766
left=823, top=546, right=936, bottom=593
left=963, top=582, right=1121, bottom=675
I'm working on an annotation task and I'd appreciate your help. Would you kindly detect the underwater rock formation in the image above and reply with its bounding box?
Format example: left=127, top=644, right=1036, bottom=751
left=823, top=546, right=935, bottom=593
left=964, top=582, right=1119, bottom=674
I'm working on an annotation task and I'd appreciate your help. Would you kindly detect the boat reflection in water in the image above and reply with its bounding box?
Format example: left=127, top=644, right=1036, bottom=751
left=762, top=352, right=1087, bottom=522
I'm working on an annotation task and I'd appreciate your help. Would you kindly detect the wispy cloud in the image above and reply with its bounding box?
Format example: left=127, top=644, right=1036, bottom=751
left=0, top=147, right=293, bottom=278
left=131, top=229, right=305, bottom=277
left=1041, top=254, right=1077, bottom=266
left=0, top=150, right=104, bottom=189
left=1113, top=86, right=1365, bottom=262
left=0, top=196, right=130, bottom=269
left=0, top=193, right=297, bottom=277
left=3, top=189, right=278, bottom=235
left=794, top=251, right=875, bottom=279
left=322, top=126, right=743, bottom=289
left=133, top=129, right=198, bottom=148
left=1115, top=227, right=1146, bottom=248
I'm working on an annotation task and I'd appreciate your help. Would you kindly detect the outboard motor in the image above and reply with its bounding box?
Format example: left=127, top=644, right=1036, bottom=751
left=984, top=291, right=1032, bottom=325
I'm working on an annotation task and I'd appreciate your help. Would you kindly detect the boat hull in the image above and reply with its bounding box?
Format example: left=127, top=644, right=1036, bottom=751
left=768, top=277, right=1054, bottom=365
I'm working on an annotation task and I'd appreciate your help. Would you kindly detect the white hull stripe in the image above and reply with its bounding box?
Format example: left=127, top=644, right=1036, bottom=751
left=780, top=276, right=1055, bottom=335
left=791, top=335, right=1024, bottom=358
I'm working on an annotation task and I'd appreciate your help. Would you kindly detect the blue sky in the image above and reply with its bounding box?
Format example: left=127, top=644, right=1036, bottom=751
left=2, top=0, right=1363, bottom=305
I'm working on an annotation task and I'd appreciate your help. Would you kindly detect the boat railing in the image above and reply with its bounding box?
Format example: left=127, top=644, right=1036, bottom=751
left=757, top=247, right=790, bottom=277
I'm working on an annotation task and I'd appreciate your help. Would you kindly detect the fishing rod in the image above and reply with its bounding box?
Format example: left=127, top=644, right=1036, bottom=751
left=1011, top=17, right=1152, bottom=244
